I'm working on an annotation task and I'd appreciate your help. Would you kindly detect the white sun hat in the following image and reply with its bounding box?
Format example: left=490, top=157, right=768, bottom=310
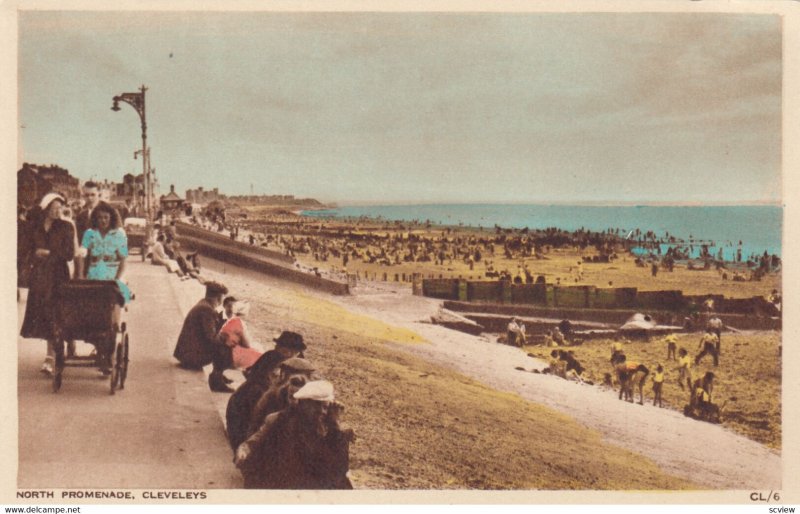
left=39, top=192, right=66, bottom=210
left=293, top=380, right=335, bottom=402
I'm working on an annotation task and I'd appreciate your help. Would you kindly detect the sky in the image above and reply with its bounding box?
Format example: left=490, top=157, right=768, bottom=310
left=18, top=11, right=782, bottom=205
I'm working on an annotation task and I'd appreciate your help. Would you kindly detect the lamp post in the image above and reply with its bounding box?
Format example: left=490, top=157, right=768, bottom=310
left=112, top=85, right=152, bottom=220
left=133, top=148, right=150, bottom=215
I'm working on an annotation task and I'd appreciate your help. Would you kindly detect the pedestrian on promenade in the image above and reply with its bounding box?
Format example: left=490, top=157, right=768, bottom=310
left=20, top=193, right=75, bottom=375
left=74, top=181, right=105, bottom=279
left=78, top=202, right=132, bottom=304
left=17, top=206, right=32, bottom=301
left=235, top=380, right=355, bottom=489
left=78, top=201, right=133, bottom=374
left=173, top=281, right=235, bottom=392
left=75, top=181, right=101, bottom=246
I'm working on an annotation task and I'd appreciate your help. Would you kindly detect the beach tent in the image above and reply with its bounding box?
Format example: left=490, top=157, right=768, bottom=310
left=619, top=313, right=657, bottom=331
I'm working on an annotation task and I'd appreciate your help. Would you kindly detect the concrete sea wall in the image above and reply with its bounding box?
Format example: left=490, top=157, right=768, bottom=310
left=177, top=222, right=349, bottom=295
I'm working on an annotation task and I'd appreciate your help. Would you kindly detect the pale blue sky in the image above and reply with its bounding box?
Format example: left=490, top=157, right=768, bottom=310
left=19, top=12, right=781, bottom=204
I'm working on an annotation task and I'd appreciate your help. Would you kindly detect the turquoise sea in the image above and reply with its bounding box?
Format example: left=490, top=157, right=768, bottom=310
left=303, top=204, right=782, bottom=261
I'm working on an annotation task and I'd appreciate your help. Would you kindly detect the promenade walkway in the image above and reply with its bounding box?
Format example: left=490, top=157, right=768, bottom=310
left=17, top=260, right=240, bottom=489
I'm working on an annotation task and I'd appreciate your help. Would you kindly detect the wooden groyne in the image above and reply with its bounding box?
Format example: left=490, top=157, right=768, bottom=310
left=442, top=300, right=781, bottom=331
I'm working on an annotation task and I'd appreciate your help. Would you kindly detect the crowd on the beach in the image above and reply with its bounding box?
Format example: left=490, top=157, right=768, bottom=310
left=171, top=280, right=355, bottom=489
left=180, top=209, right=781, bottom=289
left=515, top=314, right=729, bottom=423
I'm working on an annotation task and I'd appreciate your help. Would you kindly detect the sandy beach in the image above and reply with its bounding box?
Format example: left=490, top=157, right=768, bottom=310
left=184, top=254, right=780, bottom=490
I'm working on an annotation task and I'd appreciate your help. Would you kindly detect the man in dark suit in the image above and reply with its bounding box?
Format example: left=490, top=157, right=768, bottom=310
left=74, top=181, right=103, bottom=281
left=173, top=281, right=235, bottom=392
left=75, top=181, right=101, bottom=244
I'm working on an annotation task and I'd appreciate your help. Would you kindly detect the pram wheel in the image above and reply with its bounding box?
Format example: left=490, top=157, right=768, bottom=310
left=119, top=333, right=130, bottom=390
left=52, top=338, right=64, bottom=393
left=53, top=371, right=62, bottom=393
left=110, top=324, right=130, bottom=394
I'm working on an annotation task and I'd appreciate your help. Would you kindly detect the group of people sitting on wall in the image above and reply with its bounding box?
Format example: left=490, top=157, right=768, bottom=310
left=18, top=182, right=134, bottom=375
left=172, top=281, right=354, bottom=489
left=145, top=219, right=204, bottom=281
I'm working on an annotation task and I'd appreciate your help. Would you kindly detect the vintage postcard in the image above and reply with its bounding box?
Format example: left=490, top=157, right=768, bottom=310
left=2, top=0, right=798, bottom=507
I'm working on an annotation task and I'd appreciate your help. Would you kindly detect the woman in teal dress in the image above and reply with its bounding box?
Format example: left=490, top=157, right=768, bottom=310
left=79, top=201, right=132, bottom=304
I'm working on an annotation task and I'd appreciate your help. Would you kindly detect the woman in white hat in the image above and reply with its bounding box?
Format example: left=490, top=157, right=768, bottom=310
left=20, top=193, right=76, bottom=374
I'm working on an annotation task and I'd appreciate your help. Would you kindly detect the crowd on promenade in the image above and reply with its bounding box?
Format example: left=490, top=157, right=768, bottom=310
left=17, top=183, right=355, bottom=490
left=18, top=181, right=137, bottom=375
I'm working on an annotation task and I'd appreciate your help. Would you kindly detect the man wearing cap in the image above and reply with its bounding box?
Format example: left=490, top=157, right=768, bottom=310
left=236, top=380, right=354, bottom=489
left=225, top=331, right=307, bottom=451
left=246, top=331, right=307, bottom=384
left=173, top=281, right=235, bottom=392
left=246, top=357, right=317, bottom=439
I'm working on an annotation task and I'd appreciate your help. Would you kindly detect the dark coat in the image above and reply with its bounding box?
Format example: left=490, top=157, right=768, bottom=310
left=240, top=409, right=353, bottom=490
left=226, top=379, right=270, bottom=453
left=173, top=298, right=222, bottom=369
left=225, top=349, right=289, bottom=452
left=17, top=215, right=33, bottom=288
left=75, top=208, right=92, bottom=246
left=247, top=383, right=293, bottom=437
left=20, top=218, right=75, bottom=340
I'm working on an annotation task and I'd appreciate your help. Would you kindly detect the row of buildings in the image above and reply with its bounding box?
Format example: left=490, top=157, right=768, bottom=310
left=17, top=163, right=161, bottom=211
left=18, top=162, right=320, bottom=214
left=18, top=163, right=221, bottom=215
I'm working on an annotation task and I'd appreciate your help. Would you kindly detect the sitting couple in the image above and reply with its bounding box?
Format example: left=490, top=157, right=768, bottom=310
left=173, top=281, right=304, bottom=392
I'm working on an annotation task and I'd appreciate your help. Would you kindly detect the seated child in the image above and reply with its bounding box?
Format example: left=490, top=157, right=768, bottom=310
left=219, top=301, right=263, bottom=369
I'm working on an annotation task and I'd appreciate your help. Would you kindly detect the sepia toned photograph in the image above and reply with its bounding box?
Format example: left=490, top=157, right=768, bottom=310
left=5, top=2, right=797, bottom=505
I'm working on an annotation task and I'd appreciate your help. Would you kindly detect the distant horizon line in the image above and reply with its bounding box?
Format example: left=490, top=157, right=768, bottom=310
left=319, top=199, right=783, bottom=208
